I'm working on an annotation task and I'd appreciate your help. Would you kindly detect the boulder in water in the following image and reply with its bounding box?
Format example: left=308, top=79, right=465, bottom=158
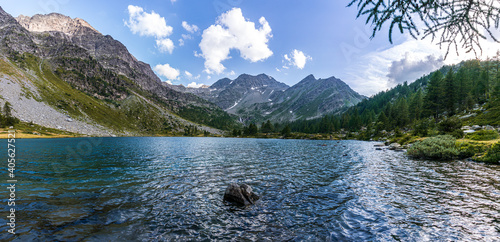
left=223, top=183, right=259, bottom=206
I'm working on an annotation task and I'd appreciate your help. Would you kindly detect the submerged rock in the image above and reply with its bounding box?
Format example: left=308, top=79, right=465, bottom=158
left=223, top=183, right=259, bottom=206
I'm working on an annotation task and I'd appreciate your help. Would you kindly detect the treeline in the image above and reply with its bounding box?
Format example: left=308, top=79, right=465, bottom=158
left=287, top=57, right=500, bottom=137
left=232, top=120, right=292, bottom=137
left=0, top=102, right=19, bottom=128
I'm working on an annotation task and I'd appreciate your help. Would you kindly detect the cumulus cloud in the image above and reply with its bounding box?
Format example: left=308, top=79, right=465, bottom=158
left=125, top=5, right=172, bottom=38
left=184, top=71, right=200, bottom=80
left=199, top=8, right=273, bottom=74
left=125, top=5, right=175, bottom=54
left=387, top=53, right=444, bottom=84
left=156, top=38, right=175, bottom=54
left=187, top=82, right=205, bottom=88
left=182, top=21, right=199, bottom=33
left=283, top=49, right=312, bottom=69
left=154, top=63, right=180, bottom=81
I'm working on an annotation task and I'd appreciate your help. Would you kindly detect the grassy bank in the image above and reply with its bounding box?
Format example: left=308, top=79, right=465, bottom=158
left=0, top=122, right=82, bottom=139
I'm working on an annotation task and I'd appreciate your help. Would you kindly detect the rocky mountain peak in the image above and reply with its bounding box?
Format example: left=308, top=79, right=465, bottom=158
left=16, top=13, right=100, bottom=36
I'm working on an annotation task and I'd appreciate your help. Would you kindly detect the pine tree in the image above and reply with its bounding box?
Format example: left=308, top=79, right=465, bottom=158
left=281, top=125, right=291, bottom=137
left=260, top=120, right=274, bottom=133
left=423, top=71, right=444, bottom=119
left=477, top=69, right=489, bottom=104
left=409, top=90, right=424, bottom=120
left=442, top=68, right=457, bottom=115
left=396, top=98, right=410, bottom=127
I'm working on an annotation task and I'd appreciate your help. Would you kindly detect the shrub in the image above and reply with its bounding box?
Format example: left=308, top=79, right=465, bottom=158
left=474, top=141, right=500, bottom=164
left=438, top=118, right=463, bottom=138
left=407, top=135, right=459, bottom=160
left=466, top=130, right=499, bottom=141
left=456, top=141, right=487, bottom=158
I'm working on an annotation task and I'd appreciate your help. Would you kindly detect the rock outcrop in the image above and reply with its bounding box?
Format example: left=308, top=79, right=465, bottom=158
left=223, top=183, right=260, bottom=206
left=16, top=13, right=100, bottom=36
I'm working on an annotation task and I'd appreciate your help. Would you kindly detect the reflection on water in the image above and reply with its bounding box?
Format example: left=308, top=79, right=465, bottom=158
left=0, top=137, right=499, bottom=241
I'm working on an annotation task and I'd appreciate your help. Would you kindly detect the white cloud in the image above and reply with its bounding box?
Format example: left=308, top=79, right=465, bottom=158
left=342, top=33, right=500, bottom=96
left=125, top=5, right=173, bottom=38
left=284, top=54, right=291, bottom=62
left=279, top=49, right=311, bottom=70
left=182, top=21, right=199, bottom=33
left=229, top=70, right=236, bottom=76
left=170, top=0, right=177, bottom=3
left=187, top=82, right=205, bottom=88
left=156, top=38, right=174, bottom=54
left=165, top=80, right=173, bottom=85
left=199, top=8, right=273, bottom=74
left=179, top=38, right=185, bottom=46
left=184, top=71, right=200, bottom=80
left=289, top=49, right=311, bottom=69
left=154, top=63, right=180, bottom=80
left=125, top=5, right=175, bottom=54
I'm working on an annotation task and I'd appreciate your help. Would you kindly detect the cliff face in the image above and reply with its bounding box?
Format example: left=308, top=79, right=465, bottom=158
left=15, top=13, right=164, bottom=93
left=16, top=13, right=100, bottom=35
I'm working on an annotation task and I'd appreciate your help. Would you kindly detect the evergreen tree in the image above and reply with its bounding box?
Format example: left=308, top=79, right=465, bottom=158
left=442, top=68, right=457, bottom=115
left=423, top=71, right=444, bottom=119
left=376, top=111, right=388, bottom=131
left=396, top=98, right=410, bottom=127
left=281, top=125, right=291, bottom=137
left=3, top=102, right=12, bottom=118
left=477, top=69, right=489, bottom=103
left=244, top=123, right=258, bottom=136
left=260, top=120, right=274, bottom=133
left=409, top=90, right=424, bottom=120
left=456, top=67, right=469, bottom=111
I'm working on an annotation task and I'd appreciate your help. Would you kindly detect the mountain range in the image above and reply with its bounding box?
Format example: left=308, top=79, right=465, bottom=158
left=0, top=7, right=364, bottom=135
left=170, top=73, right=365, bottom=123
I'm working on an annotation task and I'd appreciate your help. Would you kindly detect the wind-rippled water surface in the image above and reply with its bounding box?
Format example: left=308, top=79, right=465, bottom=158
left=1, top=137, right=499, bottom=241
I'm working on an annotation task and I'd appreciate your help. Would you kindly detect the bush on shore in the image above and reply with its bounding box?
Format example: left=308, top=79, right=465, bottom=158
left=407, top=135, right=459, bottom=160
left=474, top=141, right=500, bottom=164
left=465, top=130, right=499, bottom=141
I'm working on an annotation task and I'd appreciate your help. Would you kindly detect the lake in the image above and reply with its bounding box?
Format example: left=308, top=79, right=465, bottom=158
left=1, top=137, right=499, bottom=241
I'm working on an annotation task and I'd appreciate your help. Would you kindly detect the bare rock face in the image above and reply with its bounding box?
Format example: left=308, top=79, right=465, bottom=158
left=16, top=13, right=100, bottom=36
left=223, top=183, right=260, bottom=206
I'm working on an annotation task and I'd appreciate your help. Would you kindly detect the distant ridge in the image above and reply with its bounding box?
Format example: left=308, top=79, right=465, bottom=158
left=174, top=73, right=365, bottom=123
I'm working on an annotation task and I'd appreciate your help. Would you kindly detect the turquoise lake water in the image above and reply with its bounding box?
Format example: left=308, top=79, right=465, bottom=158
left=1, top=137, right=499, bottom=241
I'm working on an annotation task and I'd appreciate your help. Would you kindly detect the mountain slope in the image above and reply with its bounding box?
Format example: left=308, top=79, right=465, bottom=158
left=268, top=75, right=365, bottom=122
left=0, top=7, right=236, bottom=135
left=183, top=74, right=289, bottom=114
left=173, top=74, right=364, bottom=123
left=205, top=74, right=364, bottom=123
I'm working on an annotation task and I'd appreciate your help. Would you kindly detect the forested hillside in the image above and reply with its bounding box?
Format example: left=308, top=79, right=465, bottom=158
left=287, top=57, right=500, bottom=137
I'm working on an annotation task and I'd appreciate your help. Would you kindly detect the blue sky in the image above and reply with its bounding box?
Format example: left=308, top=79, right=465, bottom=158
left=2, top=0, right=499, bottom=96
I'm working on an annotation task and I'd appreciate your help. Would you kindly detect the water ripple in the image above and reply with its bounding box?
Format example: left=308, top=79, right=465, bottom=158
left=0, top=137, right=499, bottom=241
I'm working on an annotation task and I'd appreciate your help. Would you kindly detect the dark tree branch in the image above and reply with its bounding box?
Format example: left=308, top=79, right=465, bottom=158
left=348, top=0, right=500, bottom=58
